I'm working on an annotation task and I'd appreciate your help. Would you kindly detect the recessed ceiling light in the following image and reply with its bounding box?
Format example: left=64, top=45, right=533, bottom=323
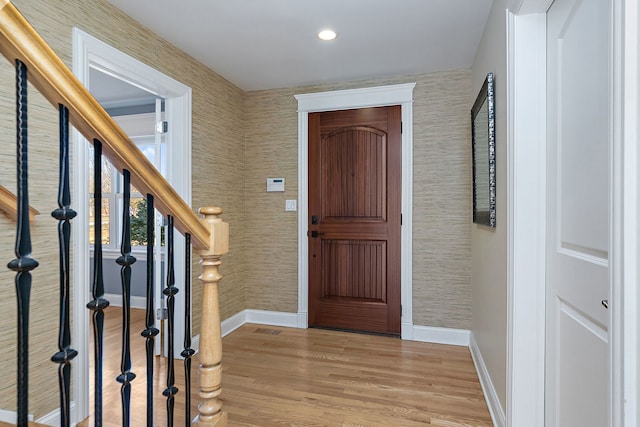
left=318, top=29, right=337, bottom=41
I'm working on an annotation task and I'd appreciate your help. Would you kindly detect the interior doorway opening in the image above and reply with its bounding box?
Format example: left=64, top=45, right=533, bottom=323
left=72, top=28, right=192, bottom=425
left=88, top=70, right=167, bottom=359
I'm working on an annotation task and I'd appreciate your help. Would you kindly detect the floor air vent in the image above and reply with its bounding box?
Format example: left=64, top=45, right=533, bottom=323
left=253, top=328, right=281, bottom=335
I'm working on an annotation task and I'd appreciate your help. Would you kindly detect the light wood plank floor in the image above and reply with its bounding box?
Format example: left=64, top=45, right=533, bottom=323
left=78, top=307, right=493, bottom=426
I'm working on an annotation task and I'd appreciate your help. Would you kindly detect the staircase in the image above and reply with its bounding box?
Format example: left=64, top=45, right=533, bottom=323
left=0, top=1, right=228, bottom=425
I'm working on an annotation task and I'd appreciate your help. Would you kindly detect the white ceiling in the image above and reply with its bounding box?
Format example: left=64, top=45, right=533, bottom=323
left=90, top=67, right=156, bottom=107
left=104, top=0, right=494, bottom=92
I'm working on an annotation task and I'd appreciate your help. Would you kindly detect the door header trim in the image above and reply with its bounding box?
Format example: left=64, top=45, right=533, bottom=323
left=295, top=83, right=416, bottom=113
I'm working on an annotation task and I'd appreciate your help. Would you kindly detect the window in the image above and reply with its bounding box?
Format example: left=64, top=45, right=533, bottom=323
left=88, top=131, right=166, bottom=251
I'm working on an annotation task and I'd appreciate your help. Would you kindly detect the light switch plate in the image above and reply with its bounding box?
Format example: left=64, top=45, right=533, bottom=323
left=285, top=200, right=297, bottom=211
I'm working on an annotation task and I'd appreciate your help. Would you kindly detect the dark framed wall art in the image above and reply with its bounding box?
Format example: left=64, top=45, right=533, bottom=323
left=471, top=72, right=496, bottom=228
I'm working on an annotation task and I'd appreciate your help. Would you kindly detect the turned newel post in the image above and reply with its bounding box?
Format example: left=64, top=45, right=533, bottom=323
left=193, top=207, right=229, bottom=426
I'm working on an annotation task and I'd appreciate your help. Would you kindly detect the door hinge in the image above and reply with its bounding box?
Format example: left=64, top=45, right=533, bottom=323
left=156, top=120, right=168, bottom=134
left=401, top=213, right=403, bottom=226
left=401, top=304, right=403, bottom=316
left=401, top=121, right=403, bottom=134
left=156, top=308, right=168, bottom=320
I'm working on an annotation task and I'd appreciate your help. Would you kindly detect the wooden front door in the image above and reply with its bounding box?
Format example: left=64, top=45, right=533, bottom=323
left=308, top=106, right=401, bottom=335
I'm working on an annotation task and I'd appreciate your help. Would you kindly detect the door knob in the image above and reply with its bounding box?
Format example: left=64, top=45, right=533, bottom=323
left=601, top=300, right=608, bottom=309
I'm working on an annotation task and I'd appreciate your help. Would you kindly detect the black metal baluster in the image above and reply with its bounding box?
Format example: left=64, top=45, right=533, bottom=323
left=163, top=216, right=178, bottom=426
left=142, top=194, right=159, bottom=427
left=116, top=169, right=137, bottom=427
left=87, top=139, right=109, bottom=427
left=50, top=105, right=78, bottom=427
left=181, top=233, right=194, bottom=426
left=8, top=59, right=39, bottom=427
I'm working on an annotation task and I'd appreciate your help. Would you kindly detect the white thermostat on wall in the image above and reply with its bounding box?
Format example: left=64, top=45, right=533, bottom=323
left=266, top=177, right=285, bottom=192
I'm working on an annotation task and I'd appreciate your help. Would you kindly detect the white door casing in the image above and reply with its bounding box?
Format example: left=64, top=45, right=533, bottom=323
left=546, top=0, right=612, bottom=425
left=154, top=98, right=165, bottom=356
left=506, top=9, right=547, bottom=426
left=72, top=28, right=192, bottom=424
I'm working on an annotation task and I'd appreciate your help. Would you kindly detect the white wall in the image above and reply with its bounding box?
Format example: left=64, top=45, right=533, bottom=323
left=471, top=0, right=509, bottom=413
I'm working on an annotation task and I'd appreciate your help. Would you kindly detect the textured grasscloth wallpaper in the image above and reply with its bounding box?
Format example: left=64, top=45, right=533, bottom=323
left=410, top=71, right=473, bottom=328
left=0, top=0, right=245, bottom=418
left=243, top=92, right=300, bottom=312
left=244, top=70, right=472, bottom=328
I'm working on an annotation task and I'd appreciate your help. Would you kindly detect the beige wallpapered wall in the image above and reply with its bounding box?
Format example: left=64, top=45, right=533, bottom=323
left=0, top=0, right=246, bottom=418
left=244, top=69, right=472, bottom=328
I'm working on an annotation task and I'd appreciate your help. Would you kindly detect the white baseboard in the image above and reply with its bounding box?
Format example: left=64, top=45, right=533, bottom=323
left=0, top=409, right=34, bottom=424
left=409, top=324, right=470, bottom=347
left=0, top=409, right=15, bottom=423
left=296, top=310, right=308, bottom=328
left=221, top=310, right=247, bottom=337
left=104, top=293, right=147, bottom=309
left=36, top=402, right=76, bottom=426
left=221, top=309, right=301, bottom=337
left=245, top=309, right=300, bottom=328
left=470, top=332, right=506, bottom=427
left=0, top=401, right=97, bottom=427
left=192, top=334, right=200, bottom=353
left=401, top=321, right=415, bottom=340
left=0, top=407, right=60, bottom=426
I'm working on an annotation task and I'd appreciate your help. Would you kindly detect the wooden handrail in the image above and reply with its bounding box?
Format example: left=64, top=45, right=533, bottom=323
left=0, top=184, right=39, bottom=222
left=0, top=1, right=210, bottom=249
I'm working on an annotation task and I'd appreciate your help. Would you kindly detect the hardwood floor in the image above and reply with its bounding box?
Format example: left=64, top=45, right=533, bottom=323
left=77, top=307, right=493, bottom=426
